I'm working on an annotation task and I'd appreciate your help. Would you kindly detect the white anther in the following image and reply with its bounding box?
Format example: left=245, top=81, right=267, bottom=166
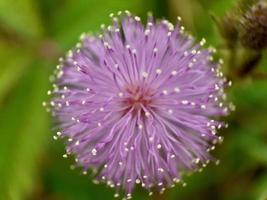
left=171, top=70, right=177, bottom=76
left=191, top=102, right=196, bottom=106
left=80, top=33, right=87, bottom=40
left=182, top=100, right=188, bottom=105
left=174, top=87, right=180, bottom=93
left=157, top=144, right=162, bottom=149
left=188, top=62, right=193, bottom=68
left=116, top=182, right=121, bottom=186
left=144, top=29, right=150, bottom=35
left=191, top=49, right=197, bottom=55
left=156, top=68, right=162, bottom=74
left=81, top=170, right=87, bottom=175
left=201, top=105, right=206, bottom=109
left=132, top=49, right=137, bottom=54
left=168, top=109, right=173, bottom=114
left=162, top=90, right=168, bottom=95
left=76, top=43, right=81, bottom=48
left=195, top=158, right=200, bottom=164
left=200, top=38, right=206, bottom=46
left=215, top=160, right=220, bottom=165
left=142, top=71, right=148, bottom=78
left=100, top=24, right=105, bottom=29
left=92, top=148, right=97, bottom=156
left=158, top=168, right=164, bottom=172
left=145, top=112, right=150, bottom=117
left=125, top=10, right=130, bottom=15
left=114, top=193, right=119, bottom=198
left=67, top=50, right=73, bottom=58
left=104, top=42, right=109, bottom=47
left=114, top=63, right=119, bottom=68
left=183, top=51, right=188, bottom=56
left=134, top=16, right=141, bottom=21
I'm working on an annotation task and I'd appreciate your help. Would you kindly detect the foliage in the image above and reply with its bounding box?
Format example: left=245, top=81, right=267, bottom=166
left=0, top=0, right=266, bottom=200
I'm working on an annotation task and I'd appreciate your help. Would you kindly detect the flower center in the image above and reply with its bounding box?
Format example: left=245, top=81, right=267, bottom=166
left=122, top=84, right=154, bottom=116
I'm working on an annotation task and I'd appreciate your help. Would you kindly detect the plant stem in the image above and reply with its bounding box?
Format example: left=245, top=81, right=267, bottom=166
left=237, top=51, right=262, bottom=77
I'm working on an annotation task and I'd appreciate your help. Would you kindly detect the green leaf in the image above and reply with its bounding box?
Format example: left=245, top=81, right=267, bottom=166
left=0, top=63, right=50, bottom=200
left=0, top=0, right=43, bottom=38
left=248, top=173, right=267, bottom=200
left=48, top=0, right=153, bottom=49
left=0, top=41, right=32, bottom=105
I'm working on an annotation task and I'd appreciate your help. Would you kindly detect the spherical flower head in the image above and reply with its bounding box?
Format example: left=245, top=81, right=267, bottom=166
left=46, top=11, right=232, bottom=197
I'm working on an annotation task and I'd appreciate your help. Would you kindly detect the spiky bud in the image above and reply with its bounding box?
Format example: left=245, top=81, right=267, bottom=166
left=219, top=13, right=239, bottom=45
left=240, top=0, right=267, bottom=50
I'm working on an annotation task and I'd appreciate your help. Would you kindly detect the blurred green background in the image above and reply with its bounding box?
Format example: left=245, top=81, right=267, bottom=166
left=0, top=0, right=267, bottom=199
